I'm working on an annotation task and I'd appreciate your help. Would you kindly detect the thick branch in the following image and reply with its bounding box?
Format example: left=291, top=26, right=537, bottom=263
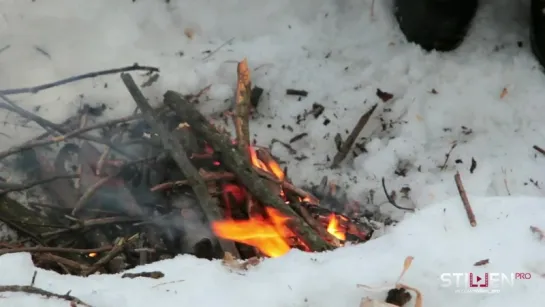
left=120, top=73, right=239, bottom=258
left=163, top=90, right=332, bottom=252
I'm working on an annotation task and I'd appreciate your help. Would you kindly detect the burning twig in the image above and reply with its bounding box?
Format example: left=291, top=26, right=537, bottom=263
left=82, top=235, right=138, bottom=276
left=331, top=104, right=378, bottom=168
left=454, top=171, right=477, bottom=227
left=150, top=168, right=320, bottom=204
left=289, top=203, right=342, bottom=247
left=381, top=178, right=414, bottom=212
left=164, top=90, right=333, bottom=251
left=121, top=73, right=240, bottom=258
left=0, top=285, right=92, bottom=306
left=0, top=64, right=158, bottom=96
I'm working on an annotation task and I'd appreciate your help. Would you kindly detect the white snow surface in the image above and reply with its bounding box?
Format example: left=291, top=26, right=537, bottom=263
left=2, top=196, right=545, bottom=306
left=2, top=0, right=545, bottom=305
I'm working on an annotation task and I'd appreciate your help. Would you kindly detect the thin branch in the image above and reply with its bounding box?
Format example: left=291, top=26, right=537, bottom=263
left=202, top=37, right=235, bottom=60
left=0, top=174, right=78, bottom=195
left=381, top=177, right=414, bottom=211
left=71, top=176, right=114, bottom=216
left=454, top=171, right=477, bottom=227
left=40, top=216, right=141, bottom=237
left=0, top=245, right=112, bottom=256
left=0, top=64, right=159, bottom=96
left=0, top=285, right=92, bottom=306
left=82, top=235, right=138, bottom=277
left=0, top=114, right=140, bottom=161
left=331, top=104, right=378, bottom=168
left=120, top=72, right=240, bottom=258
left=0, top=95, right=63, bottom=132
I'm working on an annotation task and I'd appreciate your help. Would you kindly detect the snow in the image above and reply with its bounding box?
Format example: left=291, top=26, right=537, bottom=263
left=2, top=0, right=545, bottom=208
left=1, top=196, right=545, bottom=306
left=1, top=0, right=545, bottom=305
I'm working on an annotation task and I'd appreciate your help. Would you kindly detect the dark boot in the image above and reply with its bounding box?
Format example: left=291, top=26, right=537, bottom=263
left=531, top=0, right=545, bottom=68
left=393, top=0, right=479, bottom=51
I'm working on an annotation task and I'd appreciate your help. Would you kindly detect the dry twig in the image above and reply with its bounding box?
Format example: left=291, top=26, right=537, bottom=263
left=0, top=245, right=112, bottom=256
left=331, top=104, right=378, bottom=168
left=0, top=285, right=92, bottom=306
left=0, top=64, right=158, bottom=96
left=454, top=171, right=477, bottom=227
left=0, top=114, right=140, bottom=161
left=233, top=58, right=252, bottom=159
left=381, top=178, right=414, bottom=212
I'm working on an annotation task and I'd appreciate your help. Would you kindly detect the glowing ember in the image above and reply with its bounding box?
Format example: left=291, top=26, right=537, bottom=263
left=88, top=252, right=97, bottom=258
left=249, top=147, right=284, bottom=181
left=326, top=214, right=346, bottom=241
left=212, top=207, right=292, bottom=257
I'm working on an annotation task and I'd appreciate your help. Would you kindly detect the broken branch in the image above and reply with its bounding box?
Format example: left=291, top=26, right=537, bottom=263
left=454, top=171, right=477, bottom=227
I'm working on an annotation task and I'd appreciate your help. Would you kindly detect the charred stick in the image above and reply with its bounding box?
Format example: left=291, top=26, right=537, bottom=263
left=151, top=168, right=319, bottom=204
left=454, top=171, right=477, bottom=227
left=0, top=245, right=113, bottom=256
left=288, top=201, right=342, bottom=247
left=286, top=89, right=308, bottom=97
left=164, top=90, right=333, bottom=251
left=331, top=104, right=378, bottom=168
left=121, top=73, right=240, bottom=258
left=533, top=145, right=545, bottom=156
left=82, top=235, right=138, bottom=277
left=0, top=285, right=92, bottom=306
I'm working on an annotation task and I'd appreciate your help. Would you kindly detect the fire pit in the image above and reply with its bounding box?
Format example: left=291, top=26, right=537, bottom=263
left=0, top=62, right=377, bottom=277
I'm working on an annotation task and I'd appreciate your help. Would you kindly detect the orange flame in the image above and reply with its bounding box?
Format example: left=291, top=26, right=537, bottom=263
left=212, top=146, right=345, bottom=258
left=249, top=147, right=284, bottom=181
left=326, top=214, right=346, bottom=241
left=212, top=207, right=292, bottom=257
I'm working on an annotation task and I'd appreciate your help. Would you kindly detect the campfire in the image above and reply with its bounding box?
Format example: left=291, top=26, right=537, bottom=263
left=0, top=61, right=375, bottom=277
left=210, top=145, right=354, bottom=258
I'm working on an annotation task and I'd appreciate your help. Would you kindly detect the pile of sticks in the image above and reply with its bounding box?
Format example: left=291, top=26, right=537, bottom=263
left=0, top=62, right=373, bottom=277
